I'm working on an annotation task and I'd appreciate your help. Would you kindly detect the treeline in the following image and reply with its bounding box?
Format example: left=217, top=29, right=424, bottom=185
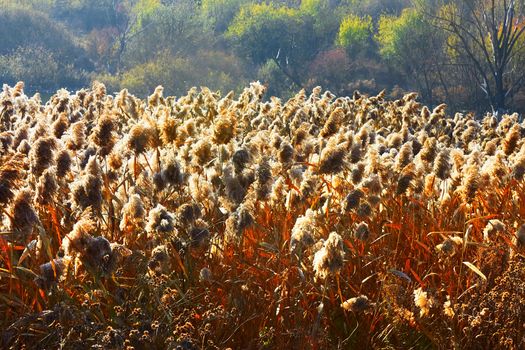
left=1, top=0, right=524, bottom=113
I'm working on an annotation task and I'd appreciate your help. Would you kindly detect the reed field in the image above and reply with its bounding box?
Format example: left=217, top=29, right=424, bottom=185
left=1, top=81, right=524, bottom=349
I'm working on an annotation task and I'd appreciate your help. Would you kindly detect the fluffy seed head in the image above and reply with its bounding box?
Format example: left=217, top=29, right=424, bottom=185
left=342, top=295, right=370, bottom=312
left=313, top=232, right=345, bottom=279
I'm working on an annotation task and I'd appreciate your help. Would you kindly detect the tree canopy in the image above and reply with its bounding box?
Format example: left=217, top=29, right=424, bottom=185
left=1, top=0, right=525, bottom=112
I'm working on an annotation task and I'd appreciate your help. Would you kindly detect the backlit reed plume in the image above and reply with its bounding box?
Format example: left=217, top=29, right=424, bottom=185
left=313, top=232, right=345, bottom=279
left=9, top=188, right=39, bottom=242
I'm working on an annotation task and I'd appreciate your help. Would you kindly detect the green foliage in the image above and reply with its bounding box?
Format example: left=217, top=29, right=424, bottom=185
left=342, top=0, right=410, bottom=18
left=336, top=14, right=373, bottom=55
left=102, top=50, right=246, bottom=96
left=122, top=1, right=211, bottom=67
left=201, top=0, right=244, bottom=33
left=2, top=0, right=525, bottom=112
left=376, top=8, right=448, bottom=103
left=377, top=7, right=444, bottom=68
left=0, top=6, right=88, bottom=93
left=257, top=59, right=295, bottom=98
left=0, top=46, right=87, bottom=92
left=129, top=0, right=162, bottom=34
left=49, top=0, right=116, bottom=31
left=0, top=7, right=80, bottom=58
left=376, top=8, right=425, bottom=62
left=226, top=3, right=318, bottom=66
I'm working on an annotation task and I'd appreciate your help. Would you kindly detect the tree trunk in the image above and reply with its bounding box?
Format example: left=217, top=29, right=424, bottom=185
left=494, top=70, right=506, bottom=112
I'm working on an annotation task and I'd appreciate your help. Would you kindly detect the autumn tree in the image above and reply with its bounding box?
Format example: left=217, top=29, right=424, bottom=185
left=422, top=0, right=525, bottom=112
left=377, top=8, right=449, bottom=104
left=226, top=3, right=321, bottom=89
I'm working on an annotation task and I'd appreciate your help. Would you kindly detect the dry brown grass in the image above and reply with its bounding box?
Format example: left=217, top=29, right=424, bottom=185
left=0, top=81, right=524, bottom=349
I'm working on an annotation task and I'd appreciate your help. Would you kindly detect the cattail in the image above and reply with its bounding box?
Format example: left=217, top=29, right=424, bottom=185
left=29, top=137, right=57, bottom=177
left=433, top=149, right=451, bottom=180
left=0, top=155, right=23, bottom=205
left=254, top=157, right=273, bottom=200
left=395, top=142, right=413, bottom=171
left=119, top=194, right=145, bottom=231
left=52, top=113, right=69, bottom=139
left=36, top=167, right=58, bottom=205
left=503, top=124, right=521, bottom=156
left=482, top=219, right=505, bottom=241
left=342, top=295, right=370, bottom=312
left=349, top=143, right=361, bottom=164
left=318, top=143, right=346, bottom=174
left=290, top=209, right=317, bottom=253
left=351, top=162, right=365, bottom=184
left=191, top=139, right=213, bottom=167
left=176, top=203, right=201, bottom=226
left=146, top=204, right=176, bottom=238
left=128, top=123, right=153, bottom=154
left=159, top=152, right=183, bottom=186
left=70, top=174, right=103, bottom=212
left=354, top=222, right=370, bottom=241
left=320, top=107, right=343, bottom=138
left=91, top=114, right=116, bottom=157
left=313, top=232, right=345, bottom=279
left=396, top=163, right=416, bottom=195
left=224, top=204, right=254, bottom=242
left=279, top=142, right=294, bottom=165
left=148, top=245, right=170, bottom=275
left=345, top=189, right=364, bottom=211
left=67, top=121, right=86, bottom=150
left=212, top=114, right=236, bottom=144
left=55, top=149, right=72, bottom=178
left=10, top=189, right=39, bottom=241
left=232, top=148, right=251, bottom=173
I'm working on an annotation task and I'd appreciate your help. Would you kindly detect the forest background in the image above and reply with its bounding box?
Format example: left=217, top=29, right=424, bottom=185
left=1, top=0, right=525, bottom=113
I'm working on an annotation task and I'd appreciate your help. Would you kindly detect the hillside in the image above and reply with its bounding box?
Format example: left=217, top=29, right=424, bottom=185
left=1, top=81, right=524, bottom=349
